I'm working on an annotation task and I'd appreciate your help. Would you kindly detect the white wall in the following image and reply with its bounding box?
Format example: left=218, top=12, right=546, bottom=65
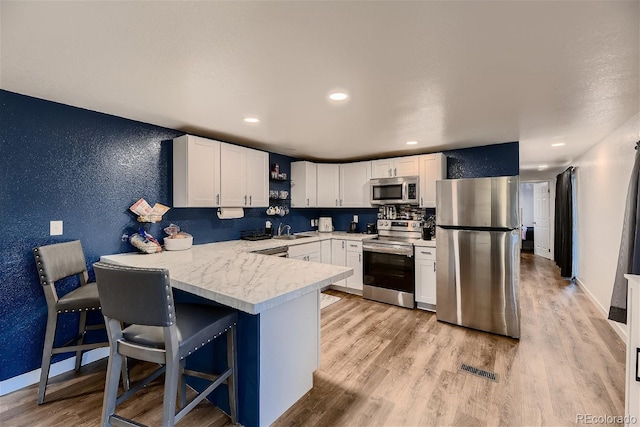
left=574, top=113, right=639, bottom=334
left=519, top=183, right=534, bottom=226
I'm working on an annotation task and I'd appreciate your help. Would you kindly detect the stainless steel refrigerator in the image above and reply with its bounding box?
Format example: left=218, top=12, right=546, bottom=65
left=435, top=176, right=521, bottom=339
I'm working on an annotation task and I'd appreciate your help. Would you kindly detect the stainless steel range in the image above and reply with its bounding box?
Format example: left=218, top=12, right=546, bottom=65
left=362, top=219, right=422, bottom=309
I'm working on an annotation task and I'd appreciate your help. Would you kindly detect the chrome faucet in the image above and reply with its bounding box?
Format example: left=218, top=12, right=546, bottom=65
left=278, top=223, right=291, bottom=236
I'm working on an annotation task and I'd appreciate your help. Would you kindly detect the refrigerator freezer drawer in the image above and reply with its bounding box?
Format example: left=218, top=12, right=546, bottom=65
left=436, top=227, right=521, bottom=338
left=436, top=176, right=519, bottom=229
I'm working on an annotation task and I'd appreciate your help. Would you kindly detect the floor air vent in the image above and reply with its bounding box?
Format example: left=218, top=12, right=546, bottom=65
left=459, top=363, right=498, bottom=382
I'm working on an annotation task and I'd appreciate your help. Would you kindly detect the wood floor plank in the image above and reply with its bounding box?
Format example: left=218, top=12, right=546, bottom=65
left=1, top=253, right=627, bottom=426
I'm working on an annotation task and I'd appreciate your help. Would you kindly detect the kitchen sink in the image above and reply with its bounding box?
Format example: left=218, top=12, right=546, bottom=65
left=273, top=234, right=311, bottom=240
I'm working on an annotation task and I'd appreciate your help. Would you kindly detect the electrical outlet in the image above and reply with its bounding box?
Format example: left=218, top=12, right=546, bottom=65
left=310, top=219, right=314, bottom=227
left=50, top=220, right=63, bottom=236
left=353, top=215, right=358, bottom=223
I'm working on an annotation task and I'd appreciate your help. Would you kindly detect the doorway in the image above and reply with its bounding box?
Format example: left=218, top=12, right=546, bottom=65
left=520, top=180, right=554, bottom=260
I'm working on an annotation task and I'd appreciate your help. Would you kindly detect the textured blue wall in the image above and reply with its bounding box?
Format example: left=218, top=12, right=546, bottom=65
left=0, top=89, right=518, bottom=383
left=444, top=142, right=519, bottom=179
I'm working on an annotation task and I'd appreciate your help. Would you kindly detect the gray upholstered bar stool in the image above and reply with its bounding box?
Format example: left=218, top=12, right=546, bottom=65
left=33, top=240, right=128, bottom=404
left=93, top=262, right=238, bottom=427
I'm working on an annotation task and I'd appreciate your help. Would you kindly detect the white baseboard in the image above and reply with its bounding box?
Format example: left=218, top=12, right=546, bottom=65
left=575, top=277, right=627, bottom=342
left=0, top=348, right=109, bottom=397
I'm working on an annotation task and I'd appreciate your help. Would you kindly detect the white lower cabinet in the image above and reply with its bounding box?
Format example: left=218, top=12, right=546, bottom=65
left=320, top=240, right=332, bottom=264
left=288, top=242, right=321, bottom=262
left=625, top=275, right=640, bottom=425
left=345, top=241, right=363, bottom=291
left=330, top=239, right=362, bottom=294
left=330, top=240, right=347, bottom=287
left=415, top=246, right=436, bottom=311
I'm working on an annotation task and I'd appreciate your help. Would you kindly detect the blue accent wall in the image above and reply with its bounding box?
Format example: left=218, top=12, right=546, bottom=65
left=0, top=89, right=518, bottom=383
left=444, top=142, right=519, bottom=179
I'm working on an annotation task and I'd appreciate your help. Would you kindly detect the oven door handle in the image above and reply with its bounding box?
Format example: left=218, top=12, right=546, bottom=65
left=363, top=244, right=413, bottom=257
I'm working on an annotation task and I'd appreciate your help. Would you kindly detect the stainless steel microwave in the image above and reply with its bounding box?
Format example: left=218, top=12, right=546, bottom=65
left=370, top=176, right=419, bottom=205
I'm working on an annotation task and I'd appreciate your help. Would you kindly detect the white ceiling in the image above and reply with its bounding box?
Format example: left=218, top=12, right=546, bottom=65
left=1, top=1, right=638, bottom=178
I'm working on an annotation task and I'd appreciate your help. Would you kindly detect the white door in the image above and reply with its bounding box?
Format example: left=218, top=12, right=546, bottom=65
left=220, top=143, right=246, bottom=207
left=394, top=156, right=420, bottom=177
left=340, top=162, right=371, bottom=207
left=331, top=240, right=347, bottom=287
left=345, top=250, right=363, bottom=291
left=173, top=135, right=221, bottom=207
left=316, top=164, right=340, bottom=207
left=371, top=159, right=395, bottom=178
left=419, top=153, right=445, bottom=208
left=245, top=148, right=268, bottom=207
left=534, top=181, right=552, bottom=259
left=415, top=257, right=436, bottom=306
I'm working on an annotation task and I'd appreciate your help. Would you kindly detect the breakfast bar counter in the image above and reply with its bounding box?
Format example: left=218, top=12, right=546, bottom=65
left=101, top=243, right=352, bottom=427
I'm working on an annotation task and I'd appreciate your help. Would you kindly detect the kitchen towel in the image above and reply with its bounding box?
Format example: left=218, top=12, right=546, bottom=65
left=217, top=208, right=244, bottom=219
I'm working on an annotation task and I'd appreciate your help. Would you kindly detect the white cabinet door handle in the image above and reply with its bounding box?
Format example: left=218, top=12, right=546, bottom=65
left=388, top=168, right=392, bottom=177
left=307, top=198, right=309, bottom=206
left=421, top=251, right=433, bottom=255
left=336, top=199, right=338, bottom=206
left=433, top=263, right=436, bottom=272
left=216, top=194, right=220, bottom=205
left=342, top=241, right=345, bottom=249
left=340, top=199, right=343, bottom=206
left=244, top=195, right=247, bottom=205
left=359, top=254, right=361, bottom=263
left=394, top=167, right=397, bottom=176
left=249, top=195, right=252, bottom=206
left=421, top=197, right=423, bottom=206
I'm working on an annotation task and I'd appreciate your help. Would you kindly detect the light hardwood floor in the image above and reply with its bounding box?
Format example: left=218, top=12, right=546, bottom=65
left=0, top=253, right=626, bottom=426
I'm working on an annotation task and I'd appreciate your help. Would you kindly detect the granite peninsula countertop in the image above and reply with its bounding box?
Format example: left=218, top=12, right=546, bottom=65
left=100, top=232, right=374, bottom=315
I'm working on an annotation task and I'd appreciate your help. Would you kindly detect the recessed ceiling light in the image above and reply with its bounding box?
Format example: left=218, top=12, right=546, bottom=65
left=551, top=143, right=565, bottom=147
left=243, top=117, right=260, bottom=123
left=328, top=92, right=349, bottom=101
left=538, top=164, right=548, bottom=170
left=406, top=141, right=418, bottom=145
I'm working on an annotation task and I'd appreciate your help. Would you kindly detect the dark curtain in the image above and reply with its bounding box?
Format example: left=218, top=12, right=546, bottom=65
left=554, top=167, right=573, bottom=278
left=608, top=143, right=640, bottom=324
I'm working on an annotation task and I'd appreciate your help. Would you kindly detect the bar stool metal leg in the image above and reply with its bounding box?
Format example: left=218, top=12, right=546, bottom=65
left=227, top=325, right=238, bottom=424
left=38, top=310, right=58, bottom=405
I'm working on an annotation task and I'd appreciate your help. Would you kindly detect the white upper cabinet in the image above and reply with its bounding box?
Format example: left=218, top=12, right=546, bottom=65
left=316, top=164, right=340, bottom=207
left=245, top=148, right=269, bottom=207
left=371, top=158, right=395, bottom=179
left=418, top=153, right=446, bottom=208
left=173, top=135, right=221, bottom=207
left=220, top=143, right=246, bottom=207
left=291, top=161, right=317, bottom=207
left=340, top=161, right=371, bottom=207
left=394, top=156, right=421, bottom=177
left=371, top=155, right=420, bottom=178
left=220, top=143, right=268, bottom=207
